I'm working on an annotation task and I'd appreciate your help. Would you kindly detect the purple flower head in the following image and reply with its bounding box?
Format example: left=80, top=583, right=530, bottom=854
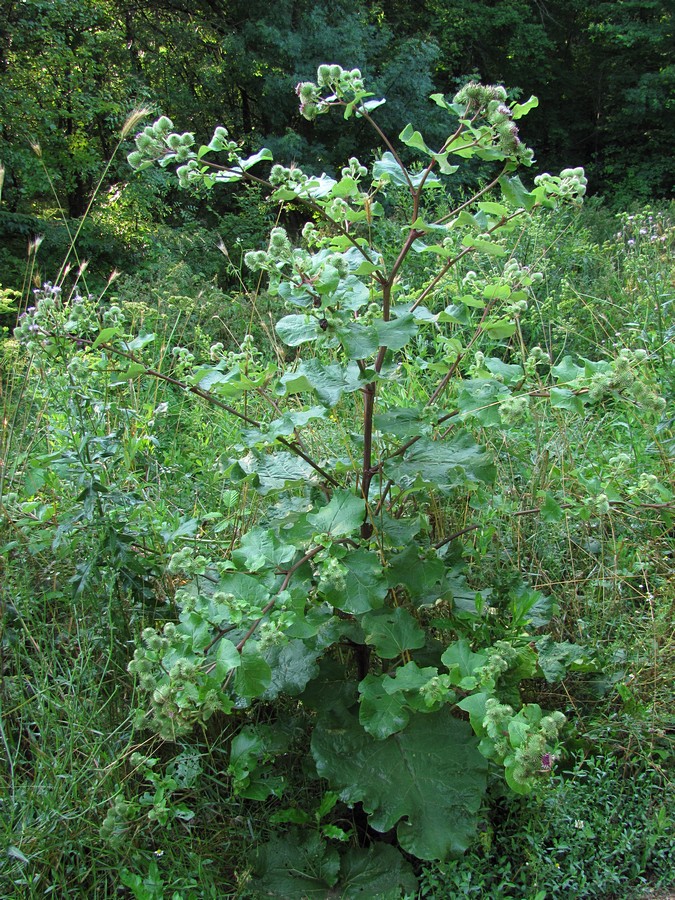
left=541, top=753, right=553, bottom=771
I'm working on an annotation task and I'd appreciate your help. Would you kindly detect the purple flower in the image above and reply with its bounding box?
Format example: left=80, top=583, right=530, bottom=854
left=541, top=753, right=553, bottom=771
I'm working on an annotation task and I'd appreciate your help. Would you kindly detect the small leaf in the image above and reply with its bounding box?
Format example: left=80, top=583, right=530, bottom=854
left=550, top=387, right=585, bottom=415
left=110, top=362, right=145, bottom=383
left=499, top=174, right=536, bottom=211
left=399, top=123, right=431, bottom=154
left=511, top=95, right=539, bottom=120
left=92, top=326, right=120, bottom=349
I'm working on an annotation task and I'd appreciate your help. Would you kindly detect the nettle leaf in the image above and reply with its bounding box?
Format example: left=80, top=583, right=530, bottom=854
left=311, top=706, right=487, bottom=860
left=321, top=549, right=388, bottom=615
left=307, top=489, right=366, bottom=538
left=385, top=433, right=495, bottom=494
left=362, top=607, right=425, bottom=658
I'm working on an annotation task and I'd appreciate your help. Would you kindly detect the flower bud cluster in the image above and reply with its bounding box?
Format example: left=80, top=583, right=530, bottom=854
left=419, top=674, right=454, bottom=708
left=100, top=796, right=133, bottom=847
left=454, top=82, right=508, bottom=113
left=128, top=117, right=196, bottom=170
left=14, top=283, right=98, bottom=352
left=535, top=167, right=587, bottom=203
left=524, top=345, right=550, bottom=376
left=129, top=622, right=226, bottom=740
left=477, top=640, right=519, bottom=689
left=341, top=157, right=368, bottom=180
left=167, top=547, right=207, bottom=575
left=584, top=492, right=611, bottom=516
left=296, top=66, right=365, bottom=120
left=500, top=394, right=531, bottom=426
left=483, top=699, right=566, bottom=787
left=316, top=555, right=348, bottom=594
left=585, top=350, right=664, bottom=414
left=170, top=346, right=195, bottom=378
left=208, top=125, right=239, bottom=154
left=269, top=163, right=309, bottom=188
left=503, top=259, right=543, bottom=289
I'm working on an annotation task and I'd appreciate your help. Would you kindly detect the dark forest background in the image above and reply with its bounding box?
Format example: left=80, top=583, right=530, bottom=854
left=1, top=0, right=672, bottom=226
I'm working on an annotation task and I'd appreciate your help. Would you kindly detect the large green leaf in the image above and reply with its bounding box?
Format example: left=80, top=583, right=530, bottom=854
left=276, top=314, right=324, bottom=346
left=386, top=545, right=448, bottom=606
left=234, top=646, right=272, bottom=700
left=308, top=490, right=366, bottom=538
left=372, top=151, right=441, bottom=189
left=311, top=706, right=487, bottom=859
left=262, top=640, right=322, bottom=699
left=358, top=674, right=410, bottom=739
left=278, top=359, right=362, bottom=407
left=385, top=433, right=495, bottom=493
left=252, top=834, right=417, bottom=899
left=339, top=844, right=417, bottom=898
left=237, top=450, right=319, bottom=495
left=321, top=549, right=388, bottom=615
left=456, top=378, right=510, bottom=427
left=361, top=607, right=425, bottom=659
left=252, top=830, right=340, bottom=897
